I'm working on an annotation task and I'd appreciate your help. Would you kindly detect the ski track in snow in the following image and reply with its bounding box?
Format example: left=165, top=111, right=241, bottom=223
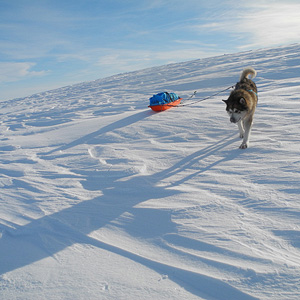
left=0, top=44, right=300, bottom=299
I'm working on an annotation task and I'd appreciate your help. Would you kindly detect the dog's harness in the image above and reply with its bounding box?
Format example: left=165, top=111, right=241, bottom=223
left=247, top=89, right=258, bottom=97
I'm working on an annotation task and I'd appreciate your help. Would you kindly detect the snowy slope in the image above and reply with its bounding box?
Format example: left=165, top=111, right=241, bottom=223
left=1, top=44, right=300, bottom=300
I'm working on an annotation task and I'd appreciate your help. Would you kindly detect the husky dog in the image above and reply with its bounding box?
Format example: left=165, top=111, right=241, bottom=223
left=223, top=67, right=258, bottom=149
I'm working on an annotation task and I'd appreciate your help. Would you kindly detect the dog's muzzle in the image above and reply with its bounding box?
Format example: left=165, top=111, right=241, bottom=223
left=230, top=117, right=237, bottom=123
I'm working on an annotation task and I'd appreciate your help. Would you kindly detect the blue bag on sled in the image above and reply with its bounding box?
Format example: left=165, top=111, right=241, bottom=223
left=149, top=92, right=180, bottom=106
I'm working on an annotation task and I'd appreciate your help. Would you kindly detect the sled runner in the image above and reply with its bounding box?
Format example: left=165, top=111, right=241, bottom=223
left=148, top=92, right=181, bottom=112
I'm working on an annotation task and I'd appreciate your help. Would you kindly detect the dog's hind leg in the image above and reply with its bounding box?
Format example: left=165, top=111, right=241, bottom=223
left=238, top=120, right=244, bottom=139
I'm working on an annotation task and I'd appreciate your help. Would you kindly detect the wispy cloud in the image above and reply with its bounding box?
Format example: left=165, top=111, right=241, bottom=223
left=174, top=40, right=217, bottom=48
left=95, top=48, right=224, bottom=76
left=0, top=62, right=47, bottom=83
left=237, top=2, right=300, bottom=49
left=50, top=46, right=224, bottom=83
left=191, top=1, right=300, bottom=50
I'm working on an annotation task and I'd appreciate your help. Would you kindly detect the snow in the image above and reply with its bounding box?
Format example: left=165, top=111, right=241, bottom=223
left=1, top=43, right=300, bottom=300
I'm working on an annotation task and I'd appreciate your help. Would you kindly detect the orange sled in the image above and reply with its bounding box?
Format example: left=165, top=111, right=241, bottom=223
left=149, top=98, right=182, bottom=112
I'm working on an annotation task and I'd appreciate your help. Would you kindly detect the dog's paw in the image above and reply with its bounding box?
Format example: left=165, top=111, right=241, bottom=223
left=239, top=143, right=248, bottom=149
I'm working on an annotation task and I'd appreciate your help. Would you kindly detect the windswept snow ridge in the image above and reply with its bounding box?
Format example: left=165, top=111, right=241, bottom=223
left=1, top=44, right=300, bottom=299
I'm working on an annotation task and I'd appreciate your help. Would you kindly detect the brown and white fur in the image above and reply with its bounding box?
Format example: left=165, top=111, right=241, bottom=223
left=223, top=67, right=258, bottom=149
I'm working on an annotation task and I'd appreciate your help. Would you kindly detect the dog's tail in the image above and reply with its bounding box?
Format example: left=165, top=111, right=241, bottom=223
left=240, top=67, right=257, bottom=81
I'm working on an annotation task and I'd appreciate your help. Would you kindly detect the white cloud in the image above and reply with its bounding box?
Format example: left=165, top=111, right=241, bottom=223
left=174, top=40, right=217, bottom=47
left=95, top=48, right=224, bottom=75
left=0, top=62, right=47, bottom=83
left=191, top=1, right=300, bottom=50
left=237, top=2, right=300, bottom=49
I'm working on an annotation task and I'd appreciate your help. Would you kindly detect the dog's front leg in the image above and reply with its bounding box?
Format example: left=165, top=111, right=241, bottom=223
left=237, top=120, right=244, bottom=139
left=239, top=117, right=253, bottom=149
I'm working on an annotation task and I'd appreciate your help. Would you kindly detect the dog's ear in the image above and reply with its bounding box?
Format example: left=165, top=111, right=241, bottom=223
left=239, top=98, right=246, bottom=104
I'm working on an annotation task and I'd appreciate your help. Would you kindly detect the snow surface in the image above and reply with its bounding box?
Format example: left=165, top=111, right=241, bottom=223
left=1, top=44, right=300, bottom=300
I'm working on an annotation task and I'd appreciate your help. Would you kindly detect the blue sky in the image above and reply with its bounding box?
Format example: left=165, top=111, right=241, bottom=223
left=1, top=0, right=300, bottom=100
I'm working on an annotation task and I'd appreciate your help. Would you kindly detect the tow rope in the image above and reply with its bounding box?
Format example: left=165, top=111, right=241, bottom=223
left=177, top=85, right=235, bottom=107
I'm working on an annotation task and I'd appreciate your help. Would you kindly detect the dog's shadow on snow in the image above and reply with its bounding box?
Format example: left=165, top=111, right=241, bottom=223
left=159, top=132, right=242, bottom=187
left=0, top=110, right=255, bottom=299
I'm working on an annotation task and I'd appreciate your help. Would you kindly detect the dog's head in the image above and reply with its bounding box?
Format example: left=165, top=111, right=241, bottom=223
left=223, top=95, right=248, bottom=124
